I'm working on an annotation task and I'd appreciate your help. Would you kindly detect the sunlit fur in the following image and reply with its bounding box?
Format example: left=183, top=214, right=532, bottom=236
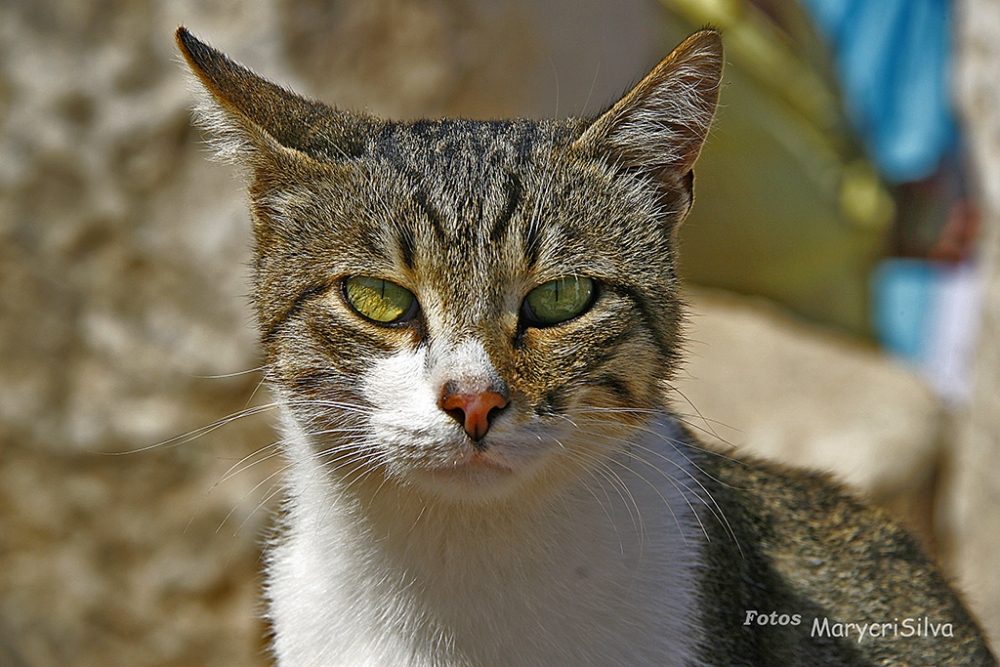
left=178, top=26, right=998, bottom=667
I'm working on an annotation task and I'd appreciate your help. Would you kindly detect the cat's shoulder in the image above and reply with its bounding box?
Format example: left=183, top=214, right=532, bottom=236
left=684, top=441, right=996, bottom=666
left=696, top=448, right=941, bottom=589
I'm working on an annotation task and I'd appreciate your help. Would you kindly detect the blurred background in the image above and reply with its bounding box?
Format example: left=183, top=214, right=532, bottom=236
left=1, top=0, right=998, bottom=664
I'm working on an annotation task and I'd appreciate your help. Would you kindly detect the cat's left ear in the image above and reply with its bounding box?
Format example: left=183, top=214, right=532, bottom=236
left=574, top=30, right=723, bottom=218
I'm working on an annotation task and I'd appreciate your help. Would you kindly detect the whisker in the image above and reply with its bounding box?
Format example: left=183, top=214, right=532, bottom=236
left=244, top=371, right=269, bottom=409
left=190, top=365, right=266, bottom=379
left=104, top=402, right=285, bottom=455
left=662, top=381, right=730, bottom=444
left=547, top=410, right=743, bottom=555
left=236, top=481, right=286, bottom=536
left=551, top=439, right=646, bottom=552
left=548, top=449, right=627, bottom=555
left=218, top=460, right=295, bottom=536
left=215, top=442, right=284, bottom=486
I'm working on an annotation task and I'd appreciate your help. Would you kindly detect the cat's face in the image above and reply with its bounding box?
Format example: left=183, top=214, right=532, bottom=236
left=256, top=120, right=685, bottom=500
left=177, top=28, right=722, bottom=502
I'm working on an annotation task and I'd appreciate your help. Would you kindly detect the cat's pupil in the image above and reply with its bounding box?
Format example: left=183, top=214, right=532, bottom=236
left=523, top=276, right=595, bottom=326
left=344, top=276, right=418, bottom=324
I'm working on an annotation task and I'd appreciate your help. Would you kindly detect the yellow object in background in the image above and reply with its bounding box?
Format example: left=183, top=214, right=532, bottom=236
left=661, top=0, right=894, bottom=336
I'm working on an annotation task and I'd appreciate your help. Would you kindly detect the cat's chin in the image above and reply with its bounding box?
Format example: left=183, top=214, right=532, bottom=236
left=404, top=449, right=544, bottom=503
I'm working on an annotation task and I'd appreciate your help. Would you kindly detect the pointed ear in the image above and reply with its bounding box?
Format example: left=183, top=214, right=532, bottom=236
left=175, top=27, right=370, bottom=166
left=574, top=30, right=723, bottom=215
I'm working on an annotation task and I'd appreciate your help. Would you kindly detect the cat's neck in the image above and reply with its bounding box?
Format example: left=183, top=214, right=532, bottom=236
left=268, top=409, right=706, bottom=667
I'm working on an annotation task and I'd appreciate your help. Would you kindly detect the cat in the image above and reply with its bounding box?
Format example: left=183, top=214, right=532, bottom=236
left=176, top=26, right=997, bottom=667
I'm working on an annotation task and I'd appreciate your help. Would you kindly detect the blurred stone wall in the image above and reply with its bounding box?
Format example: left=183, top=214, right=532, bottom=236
left=1, top=2, right=292, bottom=665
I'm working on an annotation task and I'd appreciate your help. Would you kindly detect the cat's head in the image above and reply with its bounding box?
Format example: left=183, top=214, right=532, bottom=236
left=177, top=28, right=722, bottom=503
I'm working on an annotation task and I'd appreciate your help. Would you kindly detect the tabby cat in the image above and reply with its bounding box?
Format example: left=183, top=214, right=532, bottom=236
left=176, top=27, right=997, bottom=667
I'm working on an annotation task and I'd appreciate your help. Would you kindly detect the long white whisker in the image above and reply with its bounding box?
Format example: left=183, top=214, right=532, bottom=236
left=215, top=442, right=284, bottom=486
left=218, top=460, right=295, bottom=536
left=549, top=409, right=742, bottom=555
left=106, top=402, right=285, bottom=455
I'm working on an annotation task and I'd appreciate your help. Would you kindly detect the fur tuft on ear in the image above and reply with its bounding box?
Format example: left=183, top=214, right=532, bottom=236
left=574, top=30, right=723, bottom=214
left=175, top=27, right=373, bottom=166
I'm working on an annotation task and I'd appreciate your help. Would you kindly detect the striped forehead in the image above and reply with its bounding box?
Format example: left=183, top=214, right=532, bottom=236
left=399, top=171, right=533, bottom=327
left=407, top=171, right=528, bottom=261
left=384, top=121, right=552, bottom=276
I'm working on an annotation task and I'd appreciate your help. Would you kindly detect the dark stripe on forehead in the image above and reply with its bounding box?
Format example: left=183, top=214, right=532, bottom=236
left=521, top=165, right=562, bottom=269
left=413, top=188, right=448, bottom=244
left=396, top=222, right=416, bottom=270
left=522, top=209, right=542, bottom=269
left=511, top=121, right=542, bottom=165
left=490, top=173, right=523, bottom=244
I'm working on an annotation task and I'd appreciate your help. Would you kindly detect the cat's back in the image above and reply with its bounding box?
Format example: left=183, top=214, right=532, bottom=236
left=689, top=444, right=996, bottom=666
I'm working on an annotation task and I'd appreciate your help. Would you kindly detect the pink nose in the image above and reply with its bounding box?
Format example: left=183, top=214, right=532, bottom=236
left=441, top=388, right=508, bottom=441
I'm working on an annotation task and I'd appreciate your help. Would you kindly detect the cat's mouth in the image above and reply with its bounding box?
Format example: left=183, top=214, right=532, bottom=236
left=434, top=450, right=513, bottom=474
left=415, top=448, right=521, bottom=494
left=460, top=451, right=511, bottom=471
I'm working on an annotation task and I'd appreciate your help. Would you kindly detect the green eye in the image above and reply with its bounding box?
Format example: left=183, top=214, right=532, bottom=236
left=344, top=276, right=418, bottom=324
left=523, top=276, right=595, bottom=326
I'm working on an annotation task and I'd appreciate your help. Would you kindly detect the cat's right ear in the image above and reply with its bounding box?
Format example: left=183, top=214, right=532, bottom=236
left=175, top=27, right=370, bottom=168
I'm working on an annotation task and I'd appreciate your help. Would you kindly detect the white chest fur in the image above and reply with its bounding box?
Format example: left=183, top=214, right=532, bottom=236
left=267, top=414, right=705, bottom=667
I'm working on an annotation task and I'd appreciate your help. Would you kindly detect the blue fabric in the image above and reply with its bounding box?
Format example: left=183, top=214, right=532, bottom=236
left=800, top=0, right=957, bottom=182
left=872, top=259, right=936, bottom=361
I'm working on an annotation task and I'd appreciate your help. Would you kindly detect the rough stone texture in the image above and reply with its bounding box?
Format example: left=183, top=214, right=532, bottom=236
left=0, top=2, right=285, bottom=665
left=942, top=0, right=1000, bottom=653
left=675, top=289, right=945, bottom=547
